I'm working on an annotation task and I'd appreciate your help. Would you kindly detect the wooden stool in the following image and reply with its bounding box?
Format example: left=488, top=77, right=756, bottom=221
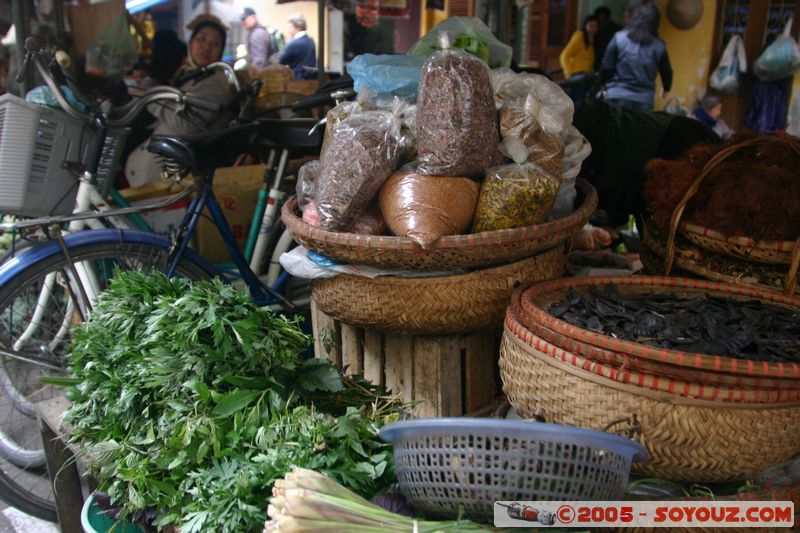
left=311, top=300, right=500, bottom=417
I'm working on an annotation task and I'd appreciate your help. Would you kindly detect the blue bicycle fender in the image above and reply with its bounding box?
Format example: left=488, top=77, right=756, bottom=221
left=0, top=229, right=218, bottom=287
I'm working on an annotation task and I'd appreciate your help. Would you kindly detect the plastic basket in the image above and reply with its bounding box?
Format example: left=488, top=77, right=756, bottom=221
left=0, top=93, right=128, bottom=216
left=379, top=418, right=646, bottom=520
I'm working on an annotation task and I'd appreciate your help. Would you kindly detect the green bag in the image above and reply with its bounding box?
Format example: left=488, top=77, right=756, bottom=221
left=85, top=12, right=139, bottom=77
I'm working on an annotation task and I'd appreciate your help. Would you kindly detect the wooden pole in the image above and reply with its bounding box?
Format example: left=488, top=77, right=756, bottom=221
left=317, top=0, right=324, bottom=90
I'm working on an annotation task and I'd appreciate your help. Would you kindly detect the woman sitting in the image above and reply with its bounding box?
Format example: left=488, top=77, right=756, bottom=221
left=690, top=95, right=734, bottom=140
left=125, top=15, right=237, bottom=187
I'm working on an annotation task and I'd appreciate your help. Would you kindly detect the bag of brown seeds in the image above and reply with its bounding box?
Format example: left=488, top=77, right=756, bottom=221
left=315, top=100, right=403, bottom=231
left=416, top=32, right=500, bottom=178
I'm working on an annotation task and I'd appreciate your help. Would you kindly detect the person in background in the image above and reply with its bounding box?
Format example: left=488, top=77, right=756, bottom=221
left=240, top=7, right=271, bottom=68
left=600, top=3, right=672, bottom=112
left=593, top=6, right=621, bottom=71
left=559, top=15, right=599, bottom=78
left=691, top=94, right=734, bottom=140
left=125, top=15, right=236, bottom=187
left=278, top=14, right=316, bottom=79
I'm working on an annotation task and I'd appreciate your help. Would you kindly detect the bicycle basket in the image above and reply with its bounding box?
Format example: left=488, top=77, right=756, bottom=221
left=0, top=93, right=128, bottom=216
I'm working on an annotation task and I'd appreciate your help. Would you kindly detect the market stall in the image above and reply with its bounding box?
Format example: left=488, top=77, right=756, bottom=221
left=37, top=14, right=800, bottom=533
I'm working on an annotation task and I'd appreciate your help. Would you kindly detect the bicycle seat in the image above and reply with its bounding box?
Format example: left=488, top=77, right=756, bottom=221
left=148, top=122, right=260, bottom=171
left=256, top=118, right=322, bottom=156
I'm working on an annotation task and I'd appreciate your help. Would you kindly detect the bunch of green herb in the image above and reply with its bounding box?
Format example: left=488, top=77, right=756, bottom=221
left=59, top=271, right=403, bottom=533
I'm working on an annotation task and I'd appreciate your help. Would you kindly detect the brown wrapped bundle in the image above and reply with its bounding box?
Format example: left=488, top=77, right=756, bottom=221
left=379, top=165, right=480, bottom=247
left=416, top=32, right=500, bottom=177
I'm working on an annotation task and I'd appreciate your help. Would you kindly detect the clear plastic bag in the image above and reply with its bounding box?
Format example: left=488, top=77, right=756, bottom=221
left=85, top=13, right=139, bottom=78
left=347, top=53, right=426, bottom=101
left=321, top=91, right=372, bottom=155
left=416, top=32, right=500, bottom=178
left=296, top=160, right=319, bottom=208
left=315, top=101, right=403, bottom=231
left=378, top=164, right=480, bottom=247
left=498, top=93, right=565, bottom=176
left=550, top=125, right=591, bottom=219
left=754, top=21, right=800, bottom=81
left=491, top=68, right=574, bottom=138
left=408, top=17, right=512, bottom=69
left=710, top=35, right=746, bottom=94
left=471, top=139, right=561, bottom=232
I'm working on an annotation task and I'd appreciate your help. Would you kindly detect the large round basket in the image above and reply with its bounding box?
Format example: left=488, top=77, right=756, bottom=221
left=282, top=179, right=597, bottom=271
left=681, top=222, right=798, bottom=266
left=518, top=275, right=800, bottom=381
left=499, top=305, right=800, bottom=482
left=312, top=246, right=564, bottom=335
left=642, top=230, right=799, bottom=295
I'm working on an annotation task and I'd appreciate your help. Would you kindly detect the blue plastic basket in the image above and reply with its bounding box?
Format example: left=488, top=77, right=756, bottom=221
left=379, top=418, right=647, bottom=520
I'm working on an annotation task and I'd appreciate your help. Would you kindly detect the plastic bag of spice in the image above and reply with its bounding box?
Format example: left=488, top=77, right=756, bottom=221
left=491, top=69, right=574, bottom=139
left=379, top=164, right=480, bottom=247
left=296, top=160, right=319, bottom=208
left=320, top=90, right=373, bottom=156
left=471, top=139, right=561, bottom=232
left=315, top=100, right=403, bottom=231
left=498, top=93, right=565, bottom=176
left=416, top=32, right=501, bottom=178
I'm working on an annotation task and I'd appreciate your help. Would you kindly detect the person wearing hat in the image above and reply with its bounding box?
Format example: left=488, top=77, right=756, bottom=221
left=125, top=15, right=237, bottom=186
left=240, top=7, right=272, bottom=68
left=690, top=95, right=734, bottom=140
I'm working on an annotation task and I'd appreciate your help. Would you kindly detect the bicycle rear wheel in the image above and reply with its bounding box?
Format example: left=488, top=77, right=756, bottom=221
left=0, top=237, right=212, bottom=521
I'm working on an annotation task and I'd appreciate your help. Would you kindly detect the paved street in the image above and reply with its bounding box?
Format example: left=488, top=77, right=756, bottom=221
left=0, top=504, right=59, bottom=533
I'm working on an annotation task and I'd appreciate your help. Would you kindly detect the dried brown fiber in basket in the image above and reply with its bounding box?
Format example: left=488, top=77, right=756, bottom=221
left=663, top=136, right=800, bottom=295
left=499, top=310, right=800, bottom=482
left=312, top=246, right=565, bottom=336
left=282, top=179, right=597, bottom=271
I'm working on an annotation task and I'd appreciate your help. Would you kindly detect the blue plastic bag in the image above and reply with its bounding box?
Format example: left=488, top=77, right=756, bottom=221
left=754, top=22, right=800, bottom=81
left=26, top=85, right=87, bottom=112
left=347, top=54, right=426, bottom=101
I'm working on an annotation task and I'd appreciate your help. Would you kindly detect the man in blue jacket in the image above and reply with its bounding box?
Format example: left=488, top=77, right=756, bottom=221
left=278, top=14, right=316, bottom=79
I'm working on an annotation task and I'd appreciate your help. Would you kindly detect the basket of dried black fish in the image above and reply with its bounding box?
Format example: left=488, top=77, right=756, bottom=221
left=282, top=180, right=597, bottom=271
left=499, top=290, right=800, bottom=482
left=311, top=246, right=564, bottom=335
left=517, top=275, right=800, bottom=383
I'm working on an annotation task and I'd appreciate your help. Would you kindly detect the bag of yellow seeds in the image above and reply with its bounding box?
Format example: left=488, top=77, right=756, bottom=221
left=471, top=138, right=560, bottom=232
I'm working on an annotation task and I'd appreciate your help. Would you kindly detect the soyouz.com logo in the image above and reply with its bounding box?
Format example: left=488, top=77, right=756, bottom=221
left=493, top=501, right=794, bottom=528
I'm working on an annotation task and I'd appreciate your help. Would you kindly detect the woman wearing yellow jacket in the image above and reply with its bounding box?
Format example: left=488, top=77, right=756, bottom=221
left=560, top=16, right=599, bottom=77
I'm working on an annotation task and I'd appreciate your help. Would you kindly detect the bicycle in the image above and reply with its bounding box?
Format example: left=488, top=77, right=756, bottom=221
left=0, top=38, right=333, bottom=521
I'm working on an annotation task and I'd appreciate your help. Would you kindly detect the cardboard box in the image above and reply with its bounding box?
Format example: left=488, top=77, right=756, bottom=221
left=195, top=165, right=266, bottom=264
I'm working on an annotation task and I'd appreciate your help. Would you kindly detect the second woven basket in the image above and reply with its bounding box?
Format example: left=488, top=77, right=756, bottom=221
left=312, top=246, right=565, bottom=335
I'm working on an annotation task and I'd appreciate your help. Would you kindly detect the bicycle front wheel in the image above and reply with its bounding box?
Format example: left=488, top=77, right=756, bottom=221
left=0, top=237, right=212, bottom=521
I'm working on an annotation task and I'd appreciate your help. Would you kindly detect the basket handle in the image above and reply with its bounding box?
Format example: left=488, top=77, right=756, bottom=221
left=602, top=415, right=642, bottom=439
left=664, top=135, right=800, bottom=295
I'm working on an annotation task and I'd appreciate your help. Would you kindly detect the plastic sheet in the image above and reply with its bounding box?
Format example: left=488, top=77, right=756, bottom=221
left=416, top=32, right=500, bottom=178
left=347, top=53, right=426, bottom=101
left=471, top=139, right=560, bottom=232
left=85, top=12, right=139, bottom=77
left=407, top=17, right=512, bottom=69
left=379, top=165, right=480, bottom=248
left=315, top=100, right=403, bottom=231
left=296, top=160, right=319, bottom=208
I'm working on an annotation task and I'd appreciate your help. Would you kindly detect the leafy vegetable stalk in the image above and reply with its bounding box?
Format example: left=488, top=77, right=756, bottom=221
left=63, top=271, right=405, bottom=532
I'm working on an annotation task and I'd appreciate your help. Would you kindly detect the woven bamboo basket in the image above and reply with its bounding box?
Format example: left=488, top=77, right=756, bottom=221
left=662, top=136, right=800, bottom=295
left=681, top=221, right=798, bottom=265
left=643, top=228, right=800, bottom=296
left=508, top=293, right=800, bottom=391
left=312, top=246, right=565, bottom=335
left=282, top=180, right=597, bottom=271
left=518, top=275, right=800, bottom=380
left=499, top=313, right=800, bottom=482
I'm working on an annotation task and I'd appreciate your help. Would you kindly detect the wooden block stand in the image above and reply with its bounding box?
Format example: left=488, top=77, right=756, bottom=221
left=311, top=300, right=500, bottom=417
